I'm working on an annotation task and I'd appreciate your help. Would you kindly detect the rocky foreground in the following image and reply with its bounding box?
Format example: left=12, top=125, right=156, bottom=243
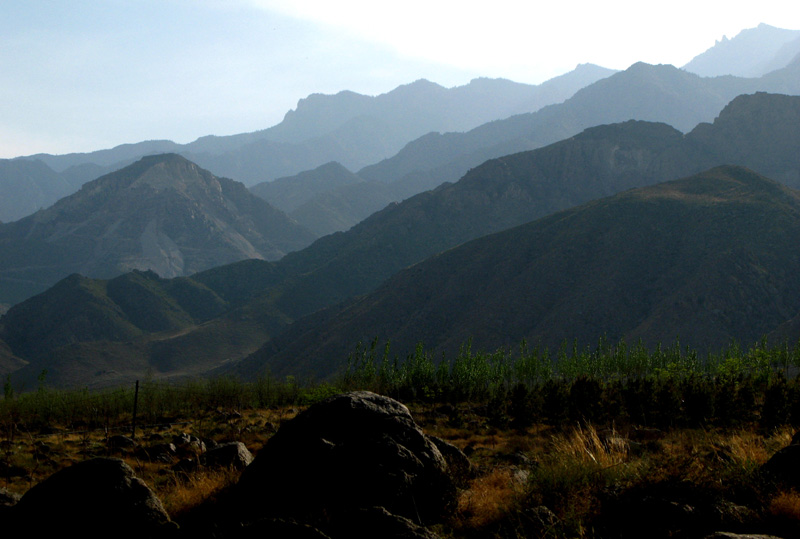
left=2, top=391, right=800, bottom=538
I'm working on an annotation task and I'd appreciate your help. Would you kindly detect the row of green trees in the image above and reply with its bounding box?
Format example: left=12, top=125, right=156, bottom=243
left=341, top=337, right=800, bottom=399
left=339, top=337, right=800, bottom=429
left=3, top=336, right=800, bottom=435
left=0, top=374, right=339, bottom=437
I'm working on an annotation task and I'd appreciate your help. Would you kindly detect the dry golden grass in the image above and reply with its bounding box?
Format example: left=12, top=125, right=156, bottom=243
left=3, top=401, right=800, bottom=538
left=769, top=490, right=800, bottom=522
left=549, top=425, right=630, bottom=469
left=159, top=467, right=242, bottom=517
left=456, top=467, right=523, bottom=529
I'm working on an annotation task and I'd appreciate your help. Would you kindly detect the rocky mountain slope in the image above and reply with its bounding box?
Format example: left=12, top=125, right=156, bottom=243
left=0, top=154, right=315, bottom=305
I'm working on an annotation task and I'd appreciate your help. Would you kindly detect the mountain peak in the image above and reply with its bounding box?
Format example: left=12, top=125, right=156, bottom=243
left=126, top=153, right=219, bottom=195
left=683, top=23, right=800, bottom=77
left=0, top=156, right=315, bottom=302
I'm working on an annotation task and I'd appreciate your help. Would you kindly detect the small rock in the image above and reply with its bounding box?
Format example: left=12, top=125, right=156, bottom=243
left=108, top=435, right=136, bottom=450
left=203, top=442, right=253, bottom=470
left=0, top=487, right=20, bottom=507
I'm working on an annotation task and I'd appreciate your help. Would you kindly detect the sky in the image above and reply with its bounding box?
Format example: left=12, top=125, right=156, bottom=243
left=2, top=0, right=799, bottom=158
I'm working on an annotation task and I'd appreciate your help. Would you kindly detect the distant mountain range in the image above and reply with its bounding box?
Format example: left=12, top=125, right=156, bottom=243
left=3, top=24, right=799, bottom=232
left=355, top=55, right=800, bottom=189
left=0, top=154, right=314, bottom=305
left=683, top=23, right=800, bottom=77
left=4, top=92, right=800, bottom=387
left=0, top=64, right=616, bottom=226
left=227, top=92, right=800, bottom=379
left=0, top=160, right=81, bottom=222
left=240, top=92, right=800, bottom=324
left=249, top=54, right=800, bottom=237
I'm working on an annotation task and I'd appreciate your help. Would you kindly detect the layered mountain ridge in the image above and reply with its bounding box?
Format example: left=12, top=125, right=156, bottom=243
left=4, top=23, right=800, bottom=388
left=4, top=92, right=800, bottom=387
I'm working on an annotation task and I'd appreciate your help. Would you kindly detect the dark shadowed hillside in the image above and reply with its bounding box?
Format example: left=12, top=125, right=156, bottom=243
left=250, top=92, right=800, bottom=321
left=241, top=166, right=800, bottom=379
left=0, top=266, right=294, bottom=386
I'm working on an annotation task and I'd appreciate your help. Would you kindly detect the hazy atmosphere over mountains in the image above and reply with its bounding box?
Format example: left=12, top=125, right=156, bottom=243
left=4, top=2, right=799, bottom=158
left=2, top=12, right=800, bottom=389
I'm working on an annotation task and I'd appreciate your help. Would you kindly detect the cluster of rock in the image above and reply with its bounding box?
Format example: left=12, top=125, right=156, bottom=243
left=2, top=391, right=470, bottom=539
left=5, top=390, right=800, bottom=538
left=593, top=433, right=800, bottom=539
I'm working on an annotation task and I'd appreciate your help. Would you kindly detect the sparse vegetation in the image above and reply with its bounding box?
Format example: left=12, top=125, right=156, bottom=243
left=4, top=338, right=800, bottom=537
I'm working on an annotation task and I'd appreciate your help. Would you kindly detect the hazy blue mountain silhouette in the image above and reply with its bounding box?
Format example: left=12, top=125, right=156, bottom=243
left=683, top=23, right=800, bottom=77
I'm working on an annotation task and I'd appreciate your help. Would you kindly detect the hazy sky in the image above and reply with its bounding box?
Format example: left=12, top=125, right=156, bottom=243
left=2, top=0, right=799, bottom=158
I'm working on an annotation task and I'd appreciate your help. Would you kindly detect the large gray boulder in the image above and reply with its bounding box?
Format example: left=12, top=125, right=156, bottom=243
left=235, top=391, right=457, bottom=525
left=9, top=457, right=173, bottom=538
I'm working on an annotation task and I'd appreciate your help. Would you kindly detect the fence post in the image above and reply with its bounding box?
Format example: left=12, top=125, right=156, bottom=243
left=131, top=380, right=139, bottom=441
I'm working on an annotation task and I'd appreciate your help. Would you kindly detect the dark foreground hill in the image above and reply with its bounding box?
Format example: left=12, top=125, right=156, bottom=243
left=0, top=154, right=315, bottom=305
left=241, top=166, right=800, bottom=379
